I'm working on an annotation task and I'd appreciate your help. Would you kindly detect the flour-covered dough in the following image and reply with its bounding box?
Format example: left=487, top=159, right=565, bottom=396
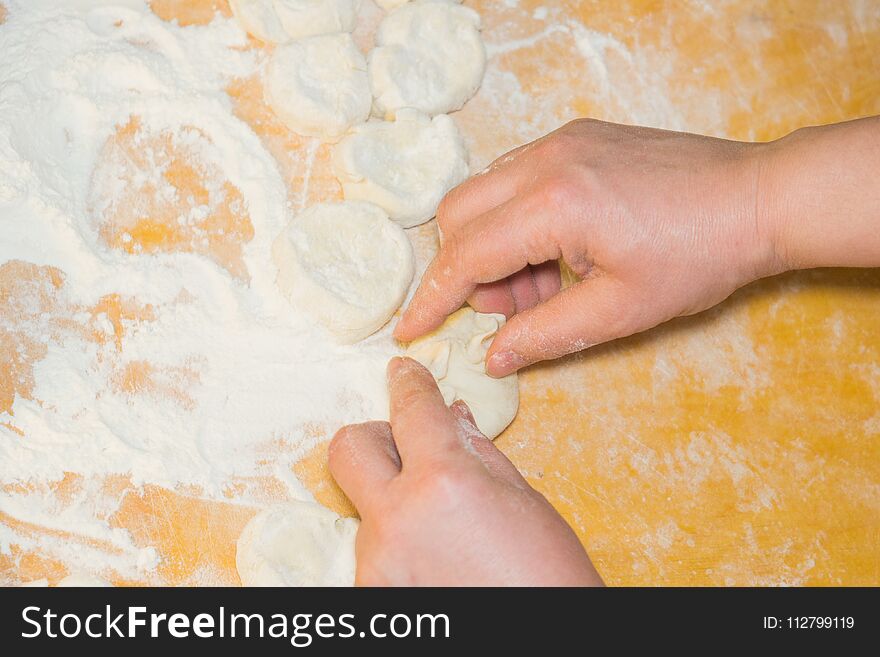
left=332, top=109, right=468, bottom=228
left=369, top=1, right=486, bottom=118
left=377, top=0, right=462, bottom=9
left=265, top=33, right=371, bottom=141
left=406, top=307, right=518, bottom=439
left=229, top=0, right=359, bottom=43
left=273, top=201, right=414, bottom=342
left=236, top=502, right=358, bottom=587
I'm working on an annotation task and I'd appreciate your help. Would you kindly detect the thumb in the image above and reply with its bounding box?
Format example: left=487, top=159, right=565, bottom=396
left=485, top=276, right=652, bottom=377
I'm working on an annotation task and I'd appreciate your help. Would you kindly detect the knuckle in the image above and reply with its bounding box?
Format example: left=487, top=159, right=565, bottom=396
left=329, top=421, right=387, bottom=464
left=435, top=191, right=459, bottom=231
left=393, top=383, right=425, bottom=411
left=328, top=425, right=356, bottom=462
left=536, top=173, right=574, bottom=210
left=439, top=233, right=466, bottom=275
left=421, top=467, right=471, bottom=506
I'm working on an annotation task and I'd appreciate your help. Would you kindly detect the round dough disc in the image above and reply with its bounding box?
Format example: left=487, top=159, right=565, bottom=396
left=272, top=201, right=415, bottom=343
left=236, top=502, right=359, bottom=587
left=406, top=307, right=519, bottom=439
left=332, top=109, right=469, bottom=228
left=265, top=33, right=371, bottom=142
left=369, top=1, right=486, bottom=119
left=229, top=0, right=358, bottom=43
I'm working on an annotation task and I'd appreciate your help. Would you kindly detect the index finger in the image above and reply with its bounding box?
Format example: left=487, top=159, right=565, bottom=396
left=386, top=357, right=462, bottom=468
left=436, top=139, right=536, bottom=235
left=394, top=190, right=561, bottom=341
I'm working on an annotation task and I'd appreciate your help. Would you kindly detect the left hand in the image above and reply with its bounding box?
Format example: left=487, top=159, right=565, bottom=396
left=328, top=357, right=603, bottom=586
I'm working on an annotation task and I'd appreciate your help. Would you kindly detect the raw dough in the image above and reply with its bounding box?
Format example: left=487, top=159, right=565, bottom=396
left=376, top=0, right=461, bottom=9
left=331, top=109, right=468, bottom=227
left=229, top=0, right=359, bottom=43
left=236, top=502, right=358, bottom=587
left=272, top=201, right=414, bottom=342
left=265, top=33, right=371, bottom=142
left=406, top=307, right=518, bottom=439
left=369, top=1, right=486, bottom=119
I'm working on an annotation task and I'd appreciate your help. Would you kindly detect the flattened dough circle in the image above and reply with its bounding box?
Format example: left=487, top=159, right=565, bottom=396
left=265, top=33, right=371, bottom=142
left=272, top=201, right=414, bottom=343
left=332, top=109, right=469, bottom=228
left=369, top=1, right=486, bottom=119
left=229, top=0, right=358, bottom=43
left=236, top=502, right=358, bottom=587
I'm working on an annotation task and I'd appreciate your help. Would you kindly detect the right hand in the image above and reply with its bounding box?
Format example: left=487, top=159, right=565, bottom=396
left=394, top=118, right=781, bottom=376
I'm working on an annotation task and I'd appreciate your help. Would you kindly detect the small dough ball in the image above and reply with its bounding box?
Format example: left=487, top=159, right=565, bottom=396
left=265, top=33, right=371, bottom=141
left=406, top=307, right=518, bottom=439
left=57, top=573, right=112, bottom=587
left=272, top=201, right=414, bottom=342
left=369, top=1, right=486, bottom=118
left=236, top=502, right=358, bottom=587
left=230, top=0, right=359, bottom=43
left=332, top=109, right=468, bottom=227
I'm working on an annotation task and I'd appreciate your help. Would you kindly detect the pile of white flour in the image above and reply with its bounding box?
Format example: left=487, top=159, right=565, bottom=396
left=0, top=0, right=406, bottom=580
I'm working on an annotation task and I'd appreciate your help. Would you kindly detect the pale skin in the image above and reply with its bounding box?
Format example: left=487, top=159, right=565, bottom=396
left=330, top=116, right=880, bottom=586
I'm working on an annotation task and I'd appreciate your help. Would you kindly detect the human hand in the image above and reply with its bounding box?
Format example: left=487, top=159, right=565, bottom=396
left=394, top=118, right=780, bottom=376
left=328, top=356, right=602, bottom=586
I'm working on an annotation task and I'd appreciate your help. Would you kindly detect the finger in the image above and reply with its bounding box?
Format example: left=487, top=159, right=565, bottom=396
left=469, top=260, right=562, bottom=318
left=509, top=267, right=540, bottom=314
left=449, top=399, right=477, bottom=425
left=329, top=421, right=400, bottom=514
left=486, top=276, right=645, bottom=377
left=437, top=141, right=536, bottom=234
left=395, top=191, right=561, bottom=341
left=532, top=260, right=562, bottom=302
left=387, top=357, right=461, bottom=466
left=449, top=401, right=528, bottom=486
left=467, top=278, right=515, bottom=317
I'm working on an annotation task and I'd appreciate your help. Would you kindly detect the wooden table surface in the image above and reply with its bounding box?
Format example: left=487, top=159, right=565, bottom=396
left=2, top=0, right=879, bottom=586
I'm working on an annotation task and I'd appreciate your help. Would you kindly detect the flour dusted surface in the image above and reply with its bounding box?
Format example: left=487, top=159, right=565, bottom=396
left=0, top=0, right=401, bottom=583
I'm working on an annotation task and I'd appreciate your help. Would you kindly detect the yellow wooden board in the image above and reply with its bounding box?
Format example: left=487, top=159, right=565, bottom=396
left=2, top=0, right=879, bottom=586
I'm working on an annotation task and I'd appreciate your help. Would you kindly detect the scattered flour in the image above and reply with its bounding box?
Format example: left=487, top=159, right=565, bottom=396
left=0, top=0, right=399, bottom=582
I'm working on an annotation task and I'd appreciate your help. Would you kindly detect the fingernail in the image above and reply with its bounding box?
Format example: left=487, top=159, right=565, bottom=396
left=387, top=356, right=405, bottom=376
left=487, top=351, right=525, bottom=377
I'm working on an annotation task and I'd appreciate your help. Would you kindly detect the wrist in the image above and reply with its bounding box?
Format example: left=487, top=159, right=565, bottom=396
left=754, top=117, right=880, bottom=272
left=747, top=135, right=798, bottom=277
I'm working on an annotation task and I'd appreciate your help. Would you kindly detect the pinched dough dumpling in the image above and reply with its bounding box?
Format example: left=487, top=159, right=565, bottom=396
left=332, top=109, right=468, bottom=228
left=229, top=0, right=359, bottom=43
left=265, top=33, right=371, bottom=142
left=369, top=1, right=486, bottom=118
left=406, top=307, right=518, bottom=439
left=273, top=201, right=414, bottom=342
left=236, top=502, right=358, bottom=587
